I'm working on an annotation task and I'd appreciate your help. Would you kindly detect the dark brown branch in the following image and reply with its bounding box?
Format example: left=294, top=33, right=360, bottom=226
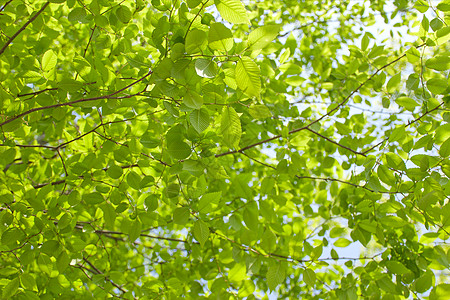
left=0, top=0, right=13, bottom=12
left=216, top=44, right=425, bottom=158
left=294, top=175, right=400, bottom=194
left=83, top=25, right=96, bottom=58
left=17, top=88, right=58, bottom=98
left=306, top=128, right=366, bottom=157
left=32, top=180, right=66, bottom=189
left=268, top=252, right=383, bottom=263
left=241, top=152, right=399, bottom=194
left=0, top=71, right=152, bottom=128
left=361, top=102, right=444, bottom=155
left=0, top=2, right=50, bottom=56
left=406, top=102, right=444, bottom=127
left=82, top=257, right=130, bottom=296
left=92, top=229, right=191, bottom=243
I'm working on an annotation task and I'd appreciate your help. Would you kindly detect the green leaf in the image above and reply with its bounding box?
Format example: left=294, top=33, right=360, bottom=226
left=243, top=208, right=258, bottom=231
left=84, top=192, right=104, bottom=204
left=128, top=219, right=142, bottom=242
left=214, top=0, right=250, bottom=24
left=247, top=25, right=282, bottom=51
left=183, top=91, right=203, bottom=109
left=127, top=171, right=142, bottom=190
left=186, top=29, right=207, bottom=54
left=427, top=78, right=448, bottom=94
left=414, top=271, right=433, bottom=293
left=406, top=47, right=421, bottom=63
left=173, top=207, right=190, bottom=225
left=386, top=73, right=401, bottom=93
left=116, top=5, right=132, bottom=23
left=377, top=165, right=396, bottom=185
left=266, top=263, right=286, bottom=291
left=68, top=7, right=87, bottom=22
left=303, top=268, right=316, bottom=286
left=197, top=191, right=221, bottom=213
left=440, top=138, right=450, bottom=157
left=334, top=238, right=351, bottom=247
left=385, top=261, right=411, bottom=275
left=220, top=106, right=242, bottom=149
left=193, top=219, right=209, bottom=247
left=238, top=280, right=255, bottom=298
left=426, top=56, right=450, bottom=71
left=195, top=59, right=218, bottom=78
left=379, top=216, right=407, bottom=228
left=228, top=263, right=246, bottom=284
left=101, top=203, right=116, bottom=229
left=430, top=284, right=450, bottom=300
left=208, top=23, right=234, bottom=51
left=249, top=104, right=272, bottom=119
left=73, top=56, right=91, bottom=77
left=107, top=165, right=123, bottom=179
left=437, top=1, right=450, bottom=11
left=395, top=96, right=419, bottom=111
left=20, top=273, right=37, bottom=291
left=414, top=0, right=429, bottom=12
left=436, top=27, right=450, bottom=44
left=2, top=277, right=19, bottom=299
left=41, top=240, right=60, bottom=256
left=41, top=50, right=57, bottom=73
left=236, top=56, right=261, bottom=97
left=167, top=141, right=191, bottom=160
left=190, top=109, right=210, bottom=133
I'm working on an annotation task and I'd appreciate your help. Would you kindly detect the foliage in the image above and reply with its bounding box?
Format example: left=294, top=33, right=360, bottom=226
left=0, top=0, right=450, bottom=299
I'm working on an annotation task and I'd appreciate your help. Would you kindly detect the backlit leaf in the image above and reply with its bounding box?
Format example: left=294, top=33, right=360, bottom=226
left=214, top=0, right=250, bottom=24
left=236, top=56, right=261, bottom=97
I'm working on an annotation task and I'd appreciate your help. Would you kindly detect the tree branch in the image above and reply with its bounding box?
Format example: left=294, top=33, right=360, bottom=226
left=306, top=128, right=366, bottom=156
left=0, top=2, right=50, bottom=56
left=0, top=71, right=152, bottom=128
left=0, top=0, right=13, bottom=12
left=216, top=45, right=425, bottom=158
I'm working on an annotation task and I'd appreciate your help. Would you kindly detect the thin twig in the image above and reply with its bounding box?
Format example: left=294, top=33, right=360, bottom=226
left=0, top=0, right=13, bottom=12
left=306, top=128, right=366, bottom=156
left=0, top=71, right=152, bottom=128
left=216, top=44, right=425, bottom=158
left=0, top=2, right=50, bottom=56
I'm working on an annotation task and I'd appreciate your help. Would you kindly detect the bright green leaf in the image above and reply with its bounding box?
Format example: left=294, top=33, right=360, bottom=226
left=236, top=56, right=261, bottom=97
left=214, top=0, right=250, bottom=24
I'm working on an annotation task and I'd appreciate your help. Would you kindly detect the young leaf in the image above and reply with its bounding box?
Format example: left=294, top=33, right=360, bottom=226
left=266, top=263, right=286, bottom=291
left=247, top=25, right=282, bottom=51
left=425, top=56, right=450, bottom=71
left=214, top=0, right=250, bottom=24
left=190, top=109, right=210, bottom=133
left=128, top=219, right=142, bottom=242
left=173, top=207, right=190, bottom=225
left=186, top=29, right=208, bottom=54
left=193, top=220, right=209, bottom=247
left=183, top=91, right=203, bottom=109
left=168, top=141, right=192, bottom=160
left=427, top=78, right=448, bottom=94
left=249, top=104, right=272, bottom=119
left=116, top=5, right=132, bottom=23
left=208, top=23, right=234, bottom=51
left=303, top=268, right=316, bottom=286
left=2, top=277, right=19, bottom=299
left=236, top=57, right=261, bottom=97
left=41, top=50, right=57, bottom=73
left=220, top=106, right=242, bottom=149
left=195, top=59, right=218, bottom=78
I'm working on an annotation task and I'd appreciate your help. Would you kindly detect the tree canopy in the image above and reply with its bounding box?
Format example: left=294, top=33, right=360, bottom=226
left=0, top=0, right=450, bottom=298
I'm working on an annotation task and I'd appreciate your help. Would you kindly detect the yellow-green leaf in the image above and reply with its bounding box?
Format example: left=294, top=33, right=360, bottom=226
left=236, top=57, right=261, bottom=97
left=214, top=0, right=250, bottom=24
